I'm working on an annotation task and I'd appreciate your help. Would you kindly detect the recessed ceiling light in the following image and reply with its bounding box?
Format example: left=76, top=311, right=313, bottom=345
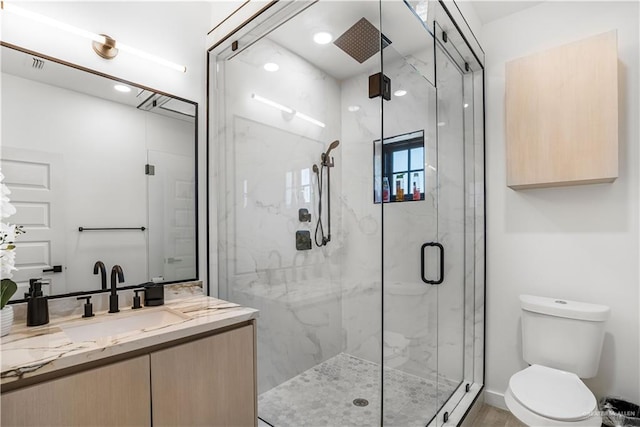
left=464, top=103, right=469, bottom=108
left=264, top=62, right=279, bottom=72
left=114, top=84, right=131, bottom=93
left=394, top=89, right=407, bottom=97
left=313, top=32, right=333, bottom=45
left=437, top=122, right=446, bottom=127
left=348, top=105, right=360, bottom=112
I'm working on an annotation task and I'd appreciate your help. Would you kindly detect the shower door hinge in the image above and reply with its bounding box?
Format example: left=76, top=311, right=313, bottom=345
left=145, top=164, right=155, bottom=175
left=465, top=383, right=471, bottom=392
left=443, top=411, right=449, bottom=423
left=369, top=72, right=391, bottom=101
left=465, top=62, right=470, bottom=72
left=442, top=31, right=448, bottom=43
left=232, top=40, right=239, bottom=51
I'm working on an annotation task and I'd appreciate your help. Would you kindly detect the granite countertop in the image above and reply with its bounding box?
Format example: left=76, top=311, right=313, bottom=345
left=1, top=296, right=259, bottom=387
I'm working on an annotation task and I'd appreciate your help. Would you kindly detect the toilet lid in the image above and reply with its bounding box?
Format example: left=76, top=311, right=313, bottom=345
left=509, top=365, right=596, bottom=421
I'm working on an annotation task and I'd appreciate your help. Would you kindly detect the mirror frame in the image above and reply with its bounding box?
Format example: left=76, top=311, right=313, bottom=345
left=1, top=41, right=200, bottom=303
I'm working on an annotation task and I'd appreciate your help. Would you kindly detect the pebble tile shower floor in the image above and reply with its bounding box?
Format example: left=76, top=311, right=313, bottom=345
left=258, top=353, right=457, bottom=427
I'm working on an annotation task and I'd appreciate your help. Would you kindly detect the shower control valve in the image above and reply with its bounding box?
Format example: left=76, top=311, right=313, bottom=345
left=298, top=208, right=312, bottom=223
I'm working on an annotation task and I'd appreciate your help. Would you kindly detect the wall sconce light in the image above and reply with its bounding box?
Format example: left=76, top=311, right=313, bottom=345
left=1, top=2, right=187, bottom=73
left=92, top=34, right=118, bottom=59
left=251, top=93, right=293, bottom=114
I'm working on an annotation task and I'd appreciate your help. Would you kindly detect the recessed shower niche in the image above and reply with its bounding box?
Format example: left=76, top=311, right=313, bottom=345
left=208, top=1, right=485, bottom=425
left=374, top=130, right=426, bottom=203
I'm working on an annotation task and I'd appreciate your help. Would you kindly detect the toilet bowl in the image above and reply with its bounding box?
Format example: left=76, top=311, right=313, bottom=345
left=506, top=295, right=610, bottom=427
left=383, top=331, right=410, bottom=368
left=505, top=365, right=601, bottom=426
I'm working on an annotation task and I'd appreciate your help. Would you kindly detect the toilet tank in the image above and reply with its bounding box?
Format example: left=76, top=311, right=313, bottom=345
left=520, top=295, right=610, bottom=378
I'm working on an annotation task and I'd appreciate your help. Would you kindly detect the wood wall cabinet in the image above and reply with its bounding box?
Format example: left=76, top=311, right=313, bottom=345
left=1, top=356, right=151, bottom=427
left=1, top=321, right=257, bottom=427
left=151, top=324, right=256, bottom=427
left=505, top=31, right=618, bottom=190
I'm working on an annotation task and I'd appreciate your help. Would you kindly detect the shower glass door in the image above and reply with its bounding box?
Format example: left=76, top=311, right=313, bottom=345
left=434, top=38, right=467, bottom=419
left=380, top=2, right=441, bottom=425
left=380, top=2, right=480, bottom=425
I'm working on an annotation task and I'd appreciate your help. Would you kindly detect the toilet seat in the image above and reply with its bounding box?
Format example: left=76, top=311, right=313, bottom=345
left=509, top=365, right=596, bottom=421
left=505, top=387, right=601, bottom=427
left=505, top=365, right=601, bottom=427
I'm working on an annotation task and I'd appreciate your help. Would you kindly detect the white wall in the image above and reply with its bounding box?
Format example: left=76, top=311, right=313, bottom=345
left=1, top=1, right=212, bottom=290
left=482, top=1, right=640, bottom=406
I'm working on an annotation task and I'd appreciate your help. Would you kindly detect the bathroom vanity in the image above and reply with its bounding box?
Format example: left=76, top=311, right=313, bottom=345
left=0, top=296, right=258, bottom=426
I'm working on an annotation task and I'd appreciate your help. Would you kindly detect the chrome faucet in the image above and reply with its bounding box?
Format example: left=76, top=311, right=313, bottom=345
left=109, top=265, right=125, bottom=313
left=93, top=261, right=107, bottom=290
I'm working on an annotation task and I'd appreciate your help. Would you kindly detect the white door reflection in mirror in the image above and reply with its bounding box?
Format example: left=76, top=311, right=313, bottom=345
left=1, top=147, right=66, bottom=298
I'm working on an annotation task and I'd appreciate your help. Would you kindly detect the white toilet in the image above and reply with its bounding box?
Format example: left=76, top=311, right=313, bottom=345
left=505, top=295, right=610, bottom=426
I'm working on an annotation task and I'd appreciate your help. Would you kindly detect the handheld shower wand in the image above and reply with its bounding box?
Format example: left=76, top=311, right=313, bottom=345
left=321, top=140, right=340, bottom=167
left=313, top=163, right=324, bottom=246
left=314, top=140, right=340, bottom=247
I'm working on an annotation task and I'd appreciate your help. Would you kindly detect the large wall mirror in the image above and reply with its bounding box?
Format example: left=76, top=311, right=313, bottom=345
left=0, top=43, right=198, bottom=301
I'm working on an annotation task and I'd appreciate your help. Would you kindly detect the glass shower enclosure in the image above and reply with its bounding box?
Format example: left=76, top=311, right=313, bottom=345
left=209, top=1, right=485, bottom=425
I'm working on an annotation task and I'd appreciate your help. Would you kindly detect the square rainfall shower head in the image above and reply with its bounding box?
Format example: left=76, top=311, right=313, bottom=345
left=333, top=17, right=392, bottom=64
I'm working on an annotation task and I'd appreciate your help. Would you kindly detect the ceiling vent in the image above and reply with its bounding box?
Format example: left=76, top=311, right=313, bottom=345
left=31, top=57, right=45, bottom=70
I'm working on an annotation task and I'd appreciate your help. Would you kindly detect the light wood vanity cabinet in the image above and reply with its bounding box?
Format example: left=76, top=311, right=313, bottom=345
left=1, top=322, right=257, bottom=427
left=151, top=324, right=256, bottom=426
left=1, top=356, right=151, bottom=426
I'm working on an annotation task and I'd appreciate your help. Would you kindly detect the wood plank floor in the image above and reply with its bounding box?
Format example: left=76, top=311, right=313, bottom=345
left=471, top=404, right=526, bottom=427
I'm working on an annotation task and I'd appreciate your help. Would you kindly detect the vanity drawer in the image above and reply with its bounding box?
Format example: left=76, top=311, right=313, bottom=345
left=150, top=324, right=256, bottom=427
left=1, top=356, right=150, bottom=427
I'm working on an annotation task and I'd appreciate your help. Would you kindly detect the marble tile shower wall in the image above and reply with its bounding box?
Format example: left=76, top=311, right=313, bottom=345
left=218, top=38, right=344, bottom=393
left=338, top=67, right=383, bottom=365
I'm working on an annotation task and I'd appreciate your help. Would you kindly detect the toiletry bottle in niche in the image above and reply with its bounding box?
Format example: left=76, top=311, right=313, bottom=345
left=382, top=177, right=390, bottom=202
left=413, top=173, right=420, bottom=201
left=396, top=174, right=404, bottom=201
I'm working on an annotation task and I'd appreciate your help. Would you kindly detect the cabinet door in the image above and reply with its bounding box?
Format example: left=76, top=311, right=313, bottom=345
left=150, top=324, right=256, bottom=427
left=1, top=356, right=151, bottom=427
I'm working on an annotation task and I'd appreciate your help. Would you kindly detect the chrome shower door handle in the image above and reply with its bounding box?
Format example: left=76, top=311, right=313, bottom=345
left=421, top=242, right=444, bottom=285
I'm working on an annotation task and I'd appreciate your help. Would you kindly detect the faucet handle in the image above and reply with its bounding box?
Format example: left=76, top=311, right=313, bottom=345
left=77, top=296, right=94, bottom=318
left=132, top=289, right=144, bottom=310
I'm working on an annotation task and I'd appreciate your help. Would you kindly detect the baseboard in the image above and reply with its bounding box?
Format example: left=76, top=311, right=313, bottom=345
left=484, top=389, right=508, bottom=411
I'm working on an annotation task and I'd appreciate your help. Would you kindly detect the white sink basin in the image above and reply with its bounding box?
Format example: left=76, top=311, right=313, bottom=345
left=62, top=308, right=189, bottom=343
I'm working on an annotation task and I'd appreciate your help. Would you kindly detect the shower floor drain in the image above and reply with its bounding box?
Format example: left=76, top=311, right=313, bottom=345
left=353, top=398, right=369, bottom=407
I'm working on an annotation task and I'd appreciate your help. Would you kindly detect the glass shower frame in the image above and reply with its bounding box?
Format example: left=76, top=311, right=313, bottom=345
left=207, top=1, right=485, bottom=425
